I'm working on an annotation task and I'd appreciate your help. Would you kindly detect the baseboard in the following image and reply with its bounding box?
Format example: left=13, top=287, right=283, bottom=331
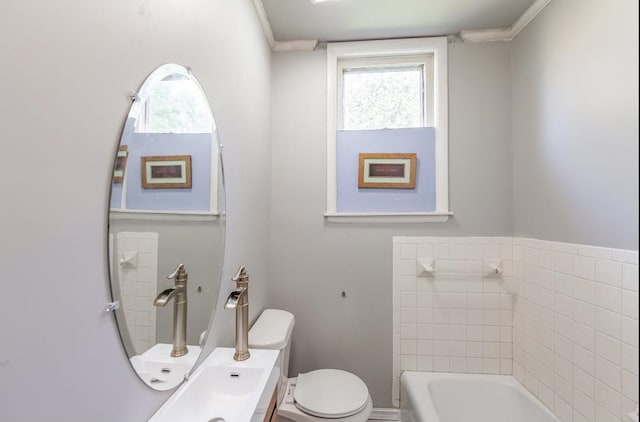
left=369, top=407, right=400, bottom=421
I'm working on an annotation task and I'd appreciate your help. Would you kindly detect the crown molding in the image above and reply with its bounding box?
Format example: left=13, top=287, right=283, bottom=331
left=272, top=39, right=319, bottom=51
left=460, top=0, right=552, bottom=42
left=252, top=0, right=318, bottom=51
left=252, top=0, right=552, bottom=50
left=458, top=28, right=513, bottom=42
left=252, top=0, right=276, bottom=49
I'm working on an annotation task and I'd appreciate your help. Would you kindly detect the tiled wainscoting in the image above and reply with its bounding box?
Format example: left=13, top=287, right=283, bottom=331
left=392, top=236, right=515, bottom=406
left=512, top=238, right=639, bottom=422
left=392, top=236, right=639, bottom=422
left=115, top=232, right=159, bottom=354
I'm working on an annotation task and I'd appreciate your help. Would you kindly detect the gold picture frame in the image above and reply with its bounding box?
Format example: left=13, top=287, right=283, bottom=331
left=358, top=153, right=417, bottom=189
left=113, top=145, right=128, bottom=184
left=141, top=155, right=192, bottom=189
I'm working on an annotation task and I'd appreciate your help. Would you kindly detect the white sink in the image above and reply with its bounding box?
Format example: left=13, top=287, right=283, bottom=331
left=131, top=344, right=201, bottom=391
left=196, top=366, right=265, bottom=395
left=148, top=347, right=279, bottom=422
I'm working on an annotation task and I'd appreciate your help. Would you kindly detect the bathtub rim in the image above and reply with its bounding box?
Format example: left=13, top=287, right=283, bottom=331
left=399, top=371, right=560, bottom=422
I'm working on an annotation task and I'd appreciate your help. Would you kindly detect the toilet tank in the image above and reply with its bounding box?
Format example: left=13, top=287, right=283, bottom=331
left=249, top=309, right=295, bottom=380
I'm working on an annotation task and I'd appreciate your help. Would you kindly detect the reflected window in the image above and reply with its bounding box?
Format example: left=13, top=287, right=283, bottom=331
left=136, top=74, right=213, bottom=134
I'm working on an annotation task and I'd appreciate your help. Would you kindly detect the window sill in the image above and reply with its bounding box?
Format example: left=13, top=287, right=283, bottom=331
left=323, top=211, right=452, bottom=223
left=110, top=209, right=220, bottom=222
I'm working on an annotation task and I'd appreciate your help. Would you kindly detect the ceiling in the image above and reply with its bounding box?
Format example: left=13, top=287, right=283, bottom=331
left=260, top=0, right=539, bottom=44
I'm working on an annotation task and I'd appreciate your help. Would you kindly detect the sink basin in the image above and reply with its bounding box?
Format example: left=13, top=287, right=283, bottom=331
left=131, top=344, right=201, bottom=391
left=198, top=366, right=265, bottom=395
left=148, top=347, right=279, bottom=422
left=134, top=360, right=194, bottom=390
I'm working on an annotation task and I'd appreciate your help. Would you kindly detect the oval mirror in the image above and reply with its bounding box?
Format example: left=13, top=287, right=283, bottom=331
left=107, top=64, right=225, bottom=390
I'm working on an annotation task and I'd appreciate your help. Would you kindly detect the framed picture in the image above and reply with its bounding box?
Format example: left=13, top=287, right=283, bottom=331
left=113, top=145, right=128, bottom=183
left=141, top=155, right=192, bottom=189
left=358, top=153, right=417, bottom=189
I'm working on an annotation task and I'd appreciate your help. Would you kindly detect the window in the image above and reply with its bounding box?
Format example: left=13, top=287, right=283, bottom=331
left=135, top=74, right=214, bottom=134
left=325, top=37, right=451, bottom=222
left=339, top=55, right=432, bottom=130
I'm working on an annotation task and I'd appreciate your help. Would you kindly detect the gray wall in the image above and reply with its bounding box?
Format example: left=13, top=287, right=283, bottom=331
left=0, top=0, right=271, bottom=420
left=512, top=0, right=639, bottom=250
left=269, top=41, right=513, bottom=406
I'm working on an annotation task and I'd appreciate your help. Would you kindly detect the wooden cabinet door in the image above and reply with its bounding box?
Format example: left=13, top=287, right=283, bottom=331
left=264, top=387, right=278, bottom=422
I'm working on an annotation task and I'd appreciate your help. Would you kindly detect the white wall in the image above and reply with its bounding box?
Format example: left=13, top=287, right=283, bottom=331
left=511, top=0, right=639, bottom=250
left=269, top=41, right=513, bottom=406
left=0, top=0, right=271, bottom=420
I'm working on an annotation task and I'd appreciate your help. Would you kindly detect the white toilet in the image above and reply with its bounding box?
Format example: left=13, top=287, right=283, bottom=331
left=249, top=309, right=373, bottom=422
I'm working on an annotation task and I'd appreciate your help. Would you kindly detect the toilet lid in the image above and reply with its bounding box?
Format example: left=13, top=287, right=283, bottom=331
left=294, top=369, right=369, bottom=418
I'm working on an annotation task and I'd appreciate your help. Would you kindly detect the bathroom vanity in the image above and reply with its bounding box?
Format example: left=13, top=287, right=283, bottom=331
left=148, top=347, right=280, bottom=422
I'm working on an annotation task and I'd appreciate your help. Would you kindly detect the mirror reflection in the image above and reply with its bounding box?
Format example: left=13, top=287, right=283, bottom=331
left=108, top=64, right=225, bottom=390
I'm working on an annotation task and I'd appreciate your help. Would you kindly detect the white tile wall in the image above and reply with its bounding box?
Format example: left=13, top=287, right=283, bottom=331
left=512, top=238, right=639, bottom=422
left=392, top=236, right=514, bottom=405
left=393, top=236, right=639, bottom=422
left=116, top=232, right=159, bottom=355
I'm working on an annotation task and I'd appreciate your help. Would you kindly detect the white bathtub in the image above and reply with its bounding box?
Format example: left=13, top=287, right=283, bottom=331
left=400, top=372, right=560, bottom=422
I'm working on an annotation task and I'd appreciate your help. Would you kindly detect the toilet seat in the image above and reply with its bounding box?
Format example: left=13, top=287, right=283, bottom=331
left=278, top=377, right=373, bottom=422
left=293, top=369, right=369, bottom=418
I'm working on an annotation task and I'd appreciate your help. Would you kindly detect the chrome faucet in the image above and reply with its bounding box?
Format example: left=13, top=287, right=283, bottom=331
left=224, top=266, right=250, bottom=361
left=154, top=264, right=188, bottom=357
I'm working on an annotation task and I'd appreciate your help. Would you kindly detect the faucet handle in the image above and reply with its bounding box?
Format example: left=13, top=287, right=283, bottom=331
left=168, top=264, right=188, bottom=283
left=232, top=266, right=248, bottom=284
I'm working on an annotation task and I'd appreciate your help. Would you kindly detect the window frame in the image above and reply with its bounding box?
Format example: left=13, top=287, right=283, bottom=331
left=134, top=77, right=214, bottom=134
left=338, top=54, right=434, bottom=130
left=325, top=37, right=451, bottom=222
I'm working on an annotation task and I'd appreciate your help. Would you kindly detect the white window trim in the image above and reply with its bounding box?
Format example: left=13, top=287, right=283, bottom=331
left=337, top=54, right=433, bottom=129
left=325, top=37, right=450, bottom=223
left=109, top=209, right=220, bottom=221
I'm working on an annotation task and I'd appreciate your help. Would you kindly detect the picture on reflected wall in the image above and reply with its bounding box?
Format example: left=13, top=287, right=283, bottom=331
left=113, top=145, right=128, bottom=183
left=141, top=155, right=192, bottom=189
